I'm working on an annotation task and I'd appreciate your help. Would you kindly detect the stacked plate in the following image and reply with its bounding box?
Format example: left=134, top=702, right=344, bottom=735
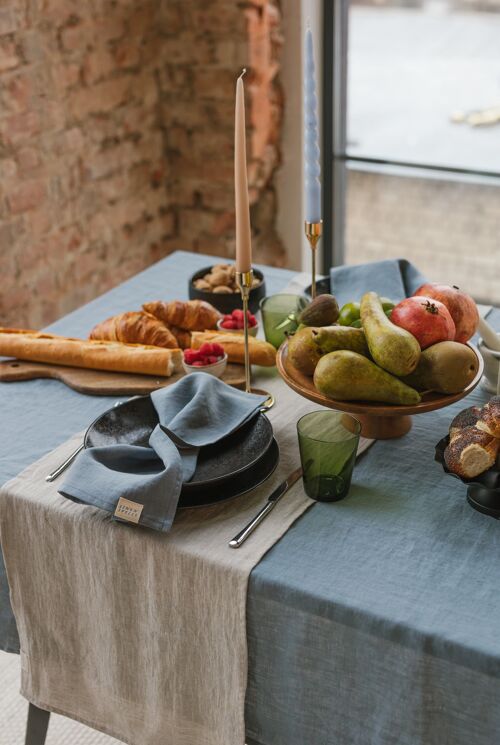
left=84, top=396, right=279, bottom=508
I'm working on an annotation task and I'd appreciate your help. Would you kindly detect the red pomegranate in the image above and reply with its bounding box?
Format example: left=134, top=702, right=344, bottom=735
left=391, top=296, right=456, bottom=349
left=413, top=283, right=479, bottom=343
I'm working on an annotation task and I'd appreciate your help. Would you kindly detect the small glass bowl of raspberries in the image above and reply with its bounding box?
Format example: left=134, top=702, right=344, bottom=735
left=217, top=309, right=259, bottom=336
left=182, top=342, right=228, bottom=378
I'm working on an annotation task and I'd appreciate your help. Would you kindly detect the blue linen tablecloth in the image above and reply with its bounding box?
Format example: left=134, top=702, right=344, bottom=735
left=1, top=251, right=499, bottom=745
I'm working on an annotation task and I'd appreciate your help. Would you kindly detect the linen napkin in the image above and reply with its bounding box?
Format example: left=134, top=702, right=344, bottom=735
left=59, top=373, right=267, bottom=532
left=330, top=258, right=427, bottom=306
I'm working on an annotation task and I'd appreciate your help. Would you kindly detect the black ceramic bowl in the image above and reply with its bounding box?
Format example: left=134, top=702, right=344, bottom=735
left=305, top=276, right=331, bottom=298
left=435, top=435, right=500, bottom=518
left=188, top=265, right=266, bottom=315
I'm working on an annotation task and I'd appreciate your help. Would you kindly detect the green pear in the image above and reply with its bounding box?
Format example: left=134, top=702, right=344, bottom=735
left=288, top=327, right=323, bottom=376
left=314, top=350, right=421, bottom=405
left=312, top=325, right=369, bottom=357
left=401, top=341, right=479, bottom=394
left=360, top=292, right=420, bottom=377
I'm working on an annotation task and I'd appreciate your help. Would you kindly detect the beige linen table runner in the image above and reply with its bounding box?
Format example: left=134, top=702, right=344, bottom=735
left=0, top=373, right=373, bottom=745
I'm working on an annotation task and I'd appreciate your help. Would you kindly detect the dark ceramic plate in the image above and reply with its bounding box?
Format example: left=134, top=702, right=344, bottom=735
left=179, top=437, right=279, bottom=508
left=435, top=435, right=500, bottom=518
left=84, top=395, right=274, bottom=501
left=188, top=265, right=266, bottom=314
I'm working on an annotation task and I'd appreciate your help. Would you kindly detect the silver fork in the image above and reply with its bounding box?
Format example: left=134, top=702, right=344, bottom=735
left=45, top=398, right=133, bottom=483
left=45, top=443, right=84, bottom=482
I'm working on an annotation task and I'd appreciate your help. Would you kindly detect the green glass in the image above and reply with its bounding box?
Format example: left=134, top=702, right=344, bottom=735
left=260, top=294, right=309, bottom=349
left=297, top=411, right=361, bottom=502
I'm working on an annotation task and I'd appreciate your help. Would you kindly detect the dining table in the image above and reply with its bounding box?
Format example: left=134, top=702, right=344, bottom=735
left=1, top=250, right=500, bottom=745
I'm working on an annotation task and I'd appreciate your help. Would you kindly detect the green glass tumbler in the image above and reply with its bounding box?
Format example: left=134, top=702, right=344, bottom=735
left=297, top=411, right=361, bottom=502
left=259, top=294, right=309, bottom=349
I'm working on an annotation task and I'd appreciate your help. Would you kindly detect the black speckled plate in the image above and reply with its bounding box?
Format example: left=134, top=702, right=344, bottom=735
left=84, top=395, right=275, bottom=507
left=180, top=438, right=279, bottom=508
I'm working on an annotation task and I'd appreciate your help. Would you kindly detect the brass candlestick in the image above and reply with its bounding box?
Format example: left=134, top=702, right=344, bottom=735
left=235, top=269, right=253, bottom=394
left=304, top=220, right=323, bottom=299
left=235, top=268, right=275, bottom=410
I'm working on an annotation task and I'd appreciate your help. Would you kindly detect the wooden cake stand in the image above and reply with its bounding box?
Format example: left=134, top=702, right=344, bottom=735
left=276, top=341, right=484, bottom=439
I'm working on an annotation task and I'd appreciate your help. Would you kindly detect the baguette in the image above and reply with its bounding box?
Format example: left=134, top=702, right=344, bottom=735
left=0, top=328, right=183, bottom=377
left=190, top=331, right=276, bottom=367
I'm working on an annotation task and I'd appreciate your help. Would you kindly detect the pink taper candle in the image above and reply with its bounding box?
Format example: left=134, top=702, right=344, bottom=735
left=234, top=69, right=252, bottom=274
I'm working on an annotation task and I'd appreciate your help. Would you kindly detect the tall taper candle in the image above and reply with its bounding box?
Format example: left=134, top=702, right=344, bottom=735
left=304, top=29, right=321, bottom=223
left=235, top=69, right=252, bottom=274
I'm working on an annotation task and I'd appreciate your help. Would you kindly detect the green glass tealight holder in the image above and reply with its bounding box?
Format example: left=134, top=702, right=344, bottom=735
left=297, top=411, right=361, bottom=502
left=260, top=294, right=309, bottom=349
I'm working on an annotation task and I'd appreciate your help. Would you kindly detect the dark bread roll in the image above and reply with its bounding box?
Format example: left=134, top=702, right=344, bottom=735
left=444, top=426, right=499, bottom=479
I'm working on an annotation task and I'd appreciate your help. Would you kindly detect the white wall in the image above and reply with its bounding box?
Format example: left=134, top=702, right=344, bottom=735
left=276, top=0, right=324, bottom=272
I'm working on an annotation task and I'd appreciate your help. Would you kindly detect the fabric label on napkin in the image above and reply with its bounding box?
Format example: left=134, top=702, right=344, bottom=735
left=114, top=497, right=144, bottom=524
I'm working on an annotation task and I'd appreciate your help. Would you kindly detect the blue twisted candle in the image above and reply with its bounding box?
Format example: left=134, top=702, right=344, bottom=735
left=304, top=28, right=322, bottom=224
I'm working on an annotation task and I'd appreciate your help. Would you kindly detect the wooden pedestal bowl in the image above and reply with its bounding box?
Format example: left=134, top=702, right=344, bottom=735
left=276, top=341, right=484, bottom=439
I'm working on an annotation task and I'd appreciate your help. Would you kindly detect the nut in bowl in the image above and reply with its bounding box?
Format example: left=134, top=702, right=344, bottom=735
left=189, top=264, right=266, bottom=314
left=217, top=309, right=259, bottom=337
left=182, top=343, right=228, bottom=379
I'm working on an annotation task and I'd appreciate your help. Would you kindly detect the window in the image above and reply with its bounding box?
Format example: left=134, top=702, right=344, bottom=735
left=323, top=0, right=500, bottom=304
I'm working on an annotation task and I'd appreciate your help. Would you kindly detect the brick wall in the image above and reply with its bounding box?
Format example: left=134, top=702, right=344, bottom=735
left=0, top=0, right=284, bottom=329
left=159, top=0, right=285, bottom=267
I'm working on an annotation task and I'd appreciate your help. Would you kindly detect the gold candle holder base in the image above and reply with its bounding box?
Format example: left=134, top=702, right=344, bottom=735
left=304, top=220, right=323, bottom=299
left=235, top=269, right=254, bottom=395
left=235, top=269, right=275, bottom=409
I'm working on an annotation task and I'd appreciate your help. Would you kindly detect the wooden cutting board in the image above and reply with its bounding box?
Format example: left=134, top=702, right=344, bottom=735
left=0, top=359, right=247, bottom=396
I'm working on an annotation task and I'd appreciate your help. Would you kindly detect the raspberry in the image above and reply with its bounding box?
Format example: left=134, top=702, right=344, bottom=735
left=221, top=320, right=236, bottom=329
left=211, top=343, right=225, bottom=357
left=192, top=360, right=205, bottom=367
left=183, top=349, right=198, bottom=364
left=206, top=355, right=219, bottom=364
left=233, top=309, right=244, bottom=319
left=199, top=342, right=214, bottom=356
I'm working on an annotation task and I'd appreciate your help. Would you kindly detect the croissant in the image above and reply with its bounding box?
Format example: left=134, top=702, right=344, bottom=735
left=168, top=326, right=192, bottom=349
left=89, top=312, right=179, bottom=349
left=143, top=300, right=221, bottom=332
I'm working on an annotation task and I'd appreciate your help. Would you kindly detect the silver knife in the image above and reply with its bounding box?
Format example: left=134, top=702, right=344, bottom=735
left=228, top=466, right=303, bottom=549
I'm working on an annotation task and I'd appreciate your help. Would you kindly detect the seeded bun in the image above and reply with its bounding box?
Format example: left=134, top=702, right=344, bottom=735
left=444, top=426, right=499, bottom=479
left=449, top=406, right=481, bottom=441
left=476, top=396, right=500, bottom=439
